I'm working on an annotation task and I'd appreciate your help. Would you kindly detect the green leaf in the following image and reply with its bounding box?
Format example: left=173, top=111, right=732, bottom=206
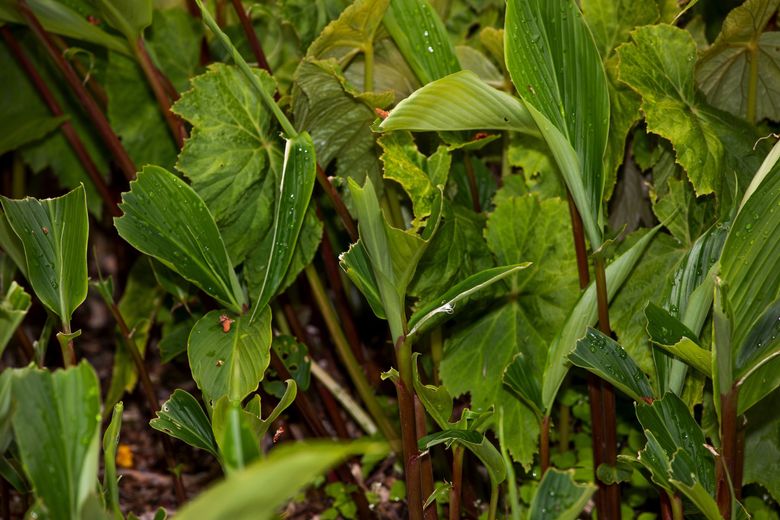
left=610, top=231, right=688, bottom=377
left=248, top=132, right=317, bottom=315
left=379, top=131, right=450, bottom=224
left=419, top=430, right=506, bottom=485
left=173, top=63, right=282, bottom=265
left=0, top=186, right=88, bottom=322
left=175, top=441, right=388, bottom=520
left=254, top=379, right=297, bottom=439
left=0, top=0, right=129, bottom=54
left=348, top=176, right=440, bottom=341
left=211, top=396, right=261, bottom=472
left=114, top=165, right=245, bottom=313
left=696, top=0, right=780, bottom=122
left=0, top=115, right=66, bottom=157
left=743, top=389, right=780, bottom=502
left=90, top=0, right=151, bottom=41
left=645, top=303, right=711, bottom=376
left=145, top=7, right=203, bottom=93
left=541, top=225, right=660, bottom=410
left=412, top=353, right=453, bottom=430
left=292, top=58, right=383, bottom=194
left=338, top=241, right=386, bottom=319
left=276, top=207, right=323, bottom=295
left=653, top=178, right=716, bottom=247
left=265, top=336, right=311, bottom=396
left=102, top=402, right=123, bottom=519
left=188, top=308, right=272, bottom=402
left=528, top=468, right=596, bottom=520
left=719, top=154, right=780, bottom=411
left=0, top=38, right=108, bottom=217
left=408, top=264, right=531, bottom=340
left=581, top=0, right=659, bottom=196
left=440, top=304, right=540, bottom=467
left=569, top=328, right=654, bottom=402
left=581, top=0, right=659, bottom=60
left=408, top=202, right=493, bottom=303
left=0, top=281, right=31, bottom=356
left=505, top=0, right=610, bottom=249
left=150, top=389, right=218, bottom=458
left=306, top=0, right=389, bottom=67
left=0, top=209, right=26, bottom=278
left=11, top=362, right=101, bottom=520
left=635, top=393, right=715, bottom=495
left=441, top=193, right=577, bottom=465
left=383, top=0, right=460, bottom=85
left=617, top=24, right=764, bottom=198
left=105, top=49, right=177, bottom=170
left=380, top=70, right=538, bottom=134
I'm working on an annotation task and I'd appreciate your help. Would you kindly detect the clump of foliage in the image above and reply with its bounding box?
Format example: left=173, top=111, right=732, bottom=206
left=0, top=0, right=779, bottom=519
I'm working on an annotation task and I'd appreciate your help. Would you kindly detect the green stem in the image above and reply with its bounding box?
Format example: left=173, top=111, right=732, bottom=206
left=58, top=321, right=75, bottom=368
left=193, top=0, right=297, bottom=137
left=309, top=361, right=378, bottom=435
left=304, top=264, right=400, bottom=452
left=671, top=493, right=684, bottom=520
left=499, top=408, right=521, bottom=520
left=487, top=482, right=498, bottom=520
left=450, top=445, right=464, bottom=520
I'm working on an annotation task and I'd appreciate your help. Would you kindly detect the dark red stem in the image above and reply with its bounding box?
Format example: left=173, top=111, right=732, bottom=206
left=17, top=1, right=137, bottom=181
left=229, top=0, right=270, bottom=72
left=1, top=27, right=120, bottom=218
left=415, top=396, right=437, bottom=520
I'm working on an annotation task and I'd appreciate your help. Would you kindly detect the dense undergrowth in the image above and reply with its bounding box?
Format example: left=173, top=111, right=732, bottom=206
left=0, top=0, right=779, bottom=519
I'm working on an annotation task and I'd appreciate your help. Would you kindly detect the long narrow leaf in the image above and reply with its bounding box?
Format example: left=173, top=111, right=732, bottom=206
left=541, top=226, right=660, bottom=410
left=251, top=133, right=317, bottom=318
left=380, top=71, right=538, bottom=135
left=504, top=0, right=610, bottom=248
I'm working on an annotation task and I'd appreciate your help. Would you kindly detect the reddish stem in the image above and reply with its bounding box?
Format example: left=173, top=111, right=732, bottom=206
left=396, top=376, right=423, bottom=520
left=50, top=34, right=108, bottom=108
left=229, top=0, right=270, bottom=72
left=540, top=414, right=550, bottom=474
left=717, top=385, right=741, bottom=519
left=317, top=164, right=359, bottom=242
left=108, top=302, right=187, bottom=504
left=17, top=1, right=137, bottom=181
left=1, top=27, right=120, bottom=218
left=449, top=446, right=464, bottom=520
left=415, top=396, right=437, bottom=520
left=133, top=38, right=186, bottom=148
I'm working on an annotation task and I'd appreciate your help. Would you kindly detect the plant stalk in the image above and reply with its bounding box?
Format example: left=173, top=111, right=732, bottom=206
left=304, top=264, right=401, bottom=452
left=107, top=302, right=186, bottom=503
left=193, top=0, right=296, bottom=137
left=593, top=254, right=621, bottom=519
left=16, top=0, right=137, bottom=181
left=316, top=212, right=377, bottom=382
left=1, top=27, right=120, bottom=218
left=416, top=395, right=437, bottom=520
left=316, top=164, right=359, bottom=242
left=58, top=322, right=76, bottom=368
left=133, top=38, right=186, bottom=148
left=396, top=370, right=424, bottom=520
left=229, top=0, right=270, bottom=71
left=450, top=445, right=464, bottom=520
left=50, top=34, right=108, bottom=108
left=717, top=384, right=741, bottom=519
left=540, top=414, right=550, bottom=474
left=487, top=483, right=499, bottom=520
left=268, top=350, right=374, bottom=520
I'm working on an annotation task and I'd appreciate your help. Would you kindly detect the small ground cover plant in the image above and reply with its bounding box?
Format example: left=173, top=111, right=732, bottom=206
left=0, top=0, right=779, bottom=519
